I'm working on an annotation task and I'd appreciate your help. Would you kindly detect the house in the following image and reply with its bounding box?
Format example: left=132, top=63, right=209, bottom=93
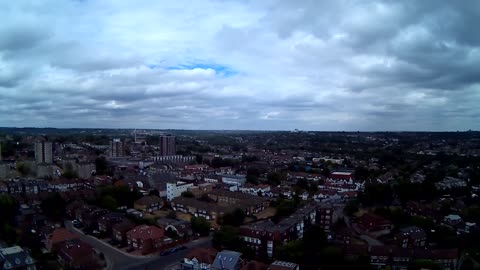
left=239, top=184, right=271, bottom=196
left=414, top=248, right=459, bottom=270
left=220, top=174, right=246, bottom=186
left=435, top=177, right=467, bottom=190
left=66, top=200, right=85, bottom=218
left=267, top=261, right=299, bottom=270
left=211, top=250, right=243, bottom=270
left=394, top=226, right=426, bottom=248
left=112, top=219, right=136, bottom=244
left=181, top=247, right=218, bottom=270
left=126, top=225, right=170, bottom=254
left=46, top=228, right=78, bottom=252
left=157, top=218, right=192, bottom=238
left=369, top=246, right=390, bottom=268
left=97, top=212, right=125, bottom=235
left=75, top=206, right=108, bottom=230
left=356, top=213, right=393, bottom=236
left=330, top=171, right=354, bottom=182
left=0, top=181, right=8, bottom=193
left=134, top=195, right=164, bottom=213
left=241, top=261, right=268, bottom=270
left=188, top=183, right=215, bottom=197
left=171, top=197, right=230, bottom=221
left=0, top=246, right=36, bottom=270
left=390, top=247, right=412, bottom=270
left=443, top=214, right=463, bottom=228
left=57, top=239, right=103, bottom=270
left=207, top=190, right=268, bottom=215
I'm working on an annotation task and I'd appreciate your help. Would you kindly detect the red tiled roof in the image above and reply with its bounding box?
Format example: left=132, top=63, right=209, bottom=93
left=357, top=213, right=392, bottom=227
left=127, top=225, right=164, bottom=240
left=48, top=228, right=78, bottom=244
left=135, top=195, right=163, bottom=205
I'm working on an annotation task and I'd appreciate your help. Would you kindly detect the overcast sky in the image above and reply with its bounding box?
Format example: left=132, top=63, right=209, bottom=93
left=1, top=1, right=479, bottom=131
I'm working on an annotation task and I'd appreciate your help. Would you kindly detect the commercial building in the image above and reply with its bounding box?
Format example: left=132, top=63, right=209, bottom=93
left=35, top=141, right=53, bottom=164
left=159, top=135, right=176, bottom=156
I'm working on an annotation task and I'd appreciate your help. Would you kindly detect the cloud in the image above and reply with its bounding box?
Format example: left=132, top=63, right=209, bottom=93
left=0, top=0, right=479, bottom=130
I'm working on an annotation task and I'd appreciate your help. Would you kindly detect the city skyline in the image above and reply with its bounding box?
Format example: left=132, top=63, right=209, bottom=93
left=1, top=1, right=480, bottom=131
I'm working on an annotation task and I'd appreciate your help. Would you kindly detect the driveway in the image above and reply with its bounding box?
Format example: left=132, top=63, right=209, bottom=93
left=65, top=221, right=212, bottom=270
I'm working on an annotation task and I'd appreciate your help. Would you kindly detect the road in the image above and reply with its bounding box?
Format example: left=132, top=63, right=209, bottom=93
left=65, top=221, right=212, bottom=270
left=122, top=237, right=212, bottom=270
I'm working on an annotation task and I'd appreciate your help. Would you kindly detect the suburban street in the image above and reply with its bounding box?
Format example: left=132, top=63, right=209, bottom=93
left=65, top=221, right=212, bottom=270
left=121, top=237, right=213, bottom=270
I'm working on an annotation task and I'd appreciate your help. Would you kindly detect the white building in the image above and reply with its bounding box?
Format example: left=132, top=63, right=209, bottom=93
left=220, top=174, right=246, bottom=186
left=166, top=181, right=194, bottom=201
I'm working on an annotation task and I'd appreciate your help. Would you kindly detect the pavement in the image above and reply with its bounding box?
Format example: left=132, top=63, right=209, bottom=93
left=65, top=220, right=212, bottom=270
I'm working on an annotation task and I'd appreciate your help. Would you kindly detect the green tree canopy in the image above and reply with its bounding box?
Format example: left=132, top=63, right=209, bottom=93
left=191, top=216, right=211, bottom=236
left=220, top=208, right=245, bottom=227
left=100, top=195, right=118, bottom=210
left=212, top=225, right=242, bottom=250
left=181, top=191, right=194, bottom=198
left=16, top=162, right=30, bottom=176
left=41, top=193, right=66, bottom=220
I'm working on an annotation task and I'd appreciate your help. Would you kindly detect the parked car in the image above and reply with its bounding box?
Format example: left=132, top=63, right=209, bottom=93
left=72, top=220, right=84, bottom=228
left=160, top=250, right=171, bottom=256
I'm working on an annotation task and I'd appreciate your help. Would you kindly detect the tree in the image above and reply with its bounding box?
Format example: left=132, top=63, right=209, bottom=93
left=212, top=226, right=242, bottom=250
left=191, top=216, right=210, bottom=236
left=344, top=200, right=359, bottom=216
left=41, top=193, right=66, bottom=220
left=16, top=162, right=30, bottom=176
left=274, top=240, right=303, bottom=264
left=246, top=174, right=259, bottom=185
left=267, top=172, right=282, bottom=186
left=63, top=162, right=78, bottom=179
left=95, top=157, right=110, bottom=175
left=355, top=166, right=370, bottom=181
left=0, top=195, right=17, bottom=225
left=220, top=209, right=245, bottom=227
left=358, top=183, right=393, bottom=206
left=273, top=199, right=297, bottom=223
left=303, top=225, right=326, bottom=252
left=100, top=195, right=118, bottom=210
left=100, top=186, right=142, bottom=208
left=149, top=189, right=160, bottom=197
left=166, top=211, right=177, bottom=219
left=181, top=191, right=194, bottom=198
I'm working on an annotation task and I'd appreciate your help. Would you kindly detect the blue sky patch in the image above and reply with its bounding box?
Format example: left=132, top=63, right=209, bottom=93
left=167, top=62, right=238, bottom=77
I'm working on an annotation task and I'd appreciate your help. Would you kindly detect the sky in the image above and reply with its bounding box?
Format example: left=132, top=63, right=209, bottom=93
left=1, top=0, right=480, bottom=131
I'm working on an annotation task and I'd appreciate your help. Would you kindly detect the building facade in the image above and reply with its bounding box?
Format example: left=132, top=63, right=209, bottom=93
left=35, top=141, right=53, bottom=164
left=166, top=181, right=194, bottom=201
left=159, top=135, right=176, bottom=156
left=110, top=138, right=124, bottom=157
